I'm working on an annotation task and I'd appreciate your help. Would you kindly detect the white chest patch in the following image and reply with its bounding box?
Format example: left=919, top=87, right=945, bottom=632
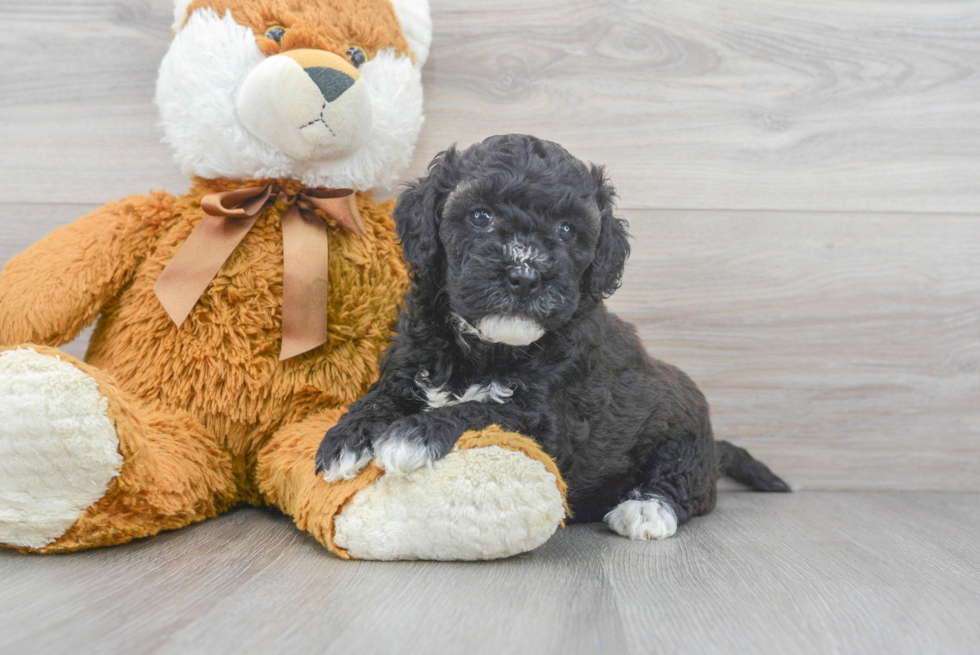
left=416, top=371, right=514, bottom=410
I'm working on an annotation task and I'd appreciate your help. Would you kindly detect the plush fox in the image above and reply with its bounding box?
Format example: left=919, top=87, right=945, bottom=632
left=0, top=0, right=566, bottom=560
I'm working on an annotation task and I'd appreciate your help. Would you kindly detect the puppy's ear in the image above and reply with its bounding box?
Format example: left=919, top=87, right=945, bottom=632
left=585, top=164, right=631, bottom=301
left=394, top=146, right=459, bottom=279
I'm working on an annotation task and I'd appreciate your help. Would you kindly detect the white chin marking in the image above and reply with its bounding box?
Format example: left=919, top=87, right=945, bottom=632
left=0, top=348, right=123, bottom=549
left=472, top=315, right=545, bottom=346
left=604, top=495, right=678, bottom=540
left=373, top=438, right=433, bottom=476
left=321, top=449, right=372, bottom=483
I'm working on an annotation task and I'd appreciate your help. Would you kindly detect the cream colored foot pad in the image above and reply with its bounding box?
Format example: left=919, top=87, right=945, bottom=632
left=0, top=349, right=122, bottom=549
left=335, top=445, right=565, bottom=561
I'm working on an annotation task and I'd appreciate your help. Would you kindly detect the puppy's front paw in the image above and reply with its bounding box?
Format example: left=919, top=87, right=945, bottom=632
left=372, top=415, right=459, bottom=476
left=316, top=422, right=375, bottom=483
left=319, top=447, right=373, bottom=483
left=604, top=494, right=678, bottom=540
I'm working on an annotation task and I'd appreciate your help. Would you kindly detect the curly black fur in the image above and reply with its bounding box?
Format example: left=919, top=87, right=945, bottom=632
left=316, top=134, right=789, bottom=530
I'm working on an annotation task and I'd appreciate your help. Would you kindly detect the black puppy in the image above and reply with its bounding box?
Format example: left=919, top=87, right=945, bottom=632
left=316, top=134, right=789, bottom=540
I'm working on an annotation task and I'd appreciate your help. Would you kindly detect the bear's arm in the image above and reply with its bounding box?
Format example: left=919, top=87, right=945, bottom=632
left=0, top=191, right=179, bottom=347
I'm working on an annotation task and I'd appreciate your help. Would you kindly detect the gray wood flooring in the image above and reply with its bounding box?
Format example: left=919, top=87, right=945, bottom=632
left=2, top=492, right=978, bottom=655
left=1, top=1, right=978, bottom=652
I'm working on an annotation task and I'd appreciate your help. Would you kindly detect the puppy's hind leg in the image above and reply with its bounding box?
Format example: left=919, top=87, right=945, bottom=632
left=604, top=437, right=718, bottom=541
left=604, top=490, right=679, bottom=540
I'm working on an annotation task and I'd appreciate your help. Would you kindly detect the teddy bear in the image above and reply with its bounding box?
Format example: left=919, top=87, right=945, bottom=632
left=0, top=0, right=567, bottom=561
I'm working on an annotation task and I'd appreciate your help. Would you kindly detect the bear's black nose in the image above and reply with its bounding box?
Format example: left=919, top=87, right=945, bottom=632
left=305, top=67, right=355, bottom=102
left=506, top=267, right=541, bottom=297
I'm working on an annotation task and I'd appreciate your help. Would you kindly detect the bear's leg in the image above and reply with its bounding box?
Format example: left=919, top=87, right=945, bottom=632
left=258, top=413, right=568, bottom=561
left=0, top=346, right=237, bottom=553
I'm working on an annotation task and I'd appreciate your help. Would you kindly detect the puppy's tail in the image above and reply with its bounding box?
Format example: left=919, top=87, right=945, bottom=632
left=716, top=440, right=791, bottom=492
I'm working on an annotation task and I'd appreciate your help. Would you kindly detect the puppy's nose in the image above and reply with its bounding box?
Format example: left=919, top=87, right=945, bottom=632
left=507, top=267, right=541, bottom=297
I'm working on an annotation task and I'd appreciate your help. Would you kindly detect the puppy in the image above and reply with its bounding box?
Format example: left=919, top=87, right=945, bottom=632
left=316, top=134, right=789, bottom=540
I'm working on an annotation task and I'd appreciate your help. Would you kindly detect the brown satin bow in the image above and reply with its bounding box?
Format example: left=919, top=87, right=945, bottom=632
left=153, top=184, right=366, bottom=361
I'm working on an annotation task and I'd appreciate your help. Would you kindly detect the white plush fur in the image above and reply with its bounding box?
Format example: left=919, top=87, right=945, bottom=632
left=457, top=314, right=546, bottom=346
left=373, top=437, right=435, bottom=476
left=415, top=369, right=514, bottom=410
left=172, top=0, right=193, bottom=33
left=334, top=446, right=565, bottom=560
left=604, top=494, right=678, bottom=540
left=388, top=0, right=433, bottom=67
left=0, top=349, right=123, bottom=549
left=156, top=8, right=424, bottom=191
left=320, top=448, right=373, bottom=483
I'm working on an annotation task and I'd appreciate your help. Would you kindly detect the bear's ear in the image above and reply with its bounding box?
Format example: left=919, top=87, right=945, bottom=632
left=172, top=0, right=194, bottom=34
left=394, top=146, right=460, bottom=282
left=585, top=164, right=631, bottom=301
left=388, top=0, right=433, bottom=67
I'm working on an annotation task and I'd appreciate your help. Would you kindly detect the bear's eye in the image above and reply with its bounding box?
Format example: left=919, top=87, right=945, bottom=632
left=557, top=222, right=575, bottom=242
left=347, top=46, right=367, bottom=68
left=470, top=210, right=493, bottom=228
left=264, top=26, right=286, bottom=44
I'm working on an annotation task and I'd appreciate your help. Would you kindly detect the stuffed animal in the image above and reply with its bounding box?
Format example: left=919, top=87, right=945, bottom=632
left=0, top=0, right=566, bottom=561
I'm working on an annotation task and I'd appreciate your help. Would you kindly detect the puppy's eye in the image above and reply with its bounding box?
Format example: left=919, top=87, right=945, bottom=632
left=470, top=210, right=493, bottom=228
left=557, top=222, right=575, bottom=242
left=347, top=46, right=367, bottom=68
left=264, top=25, right=286, bottom=44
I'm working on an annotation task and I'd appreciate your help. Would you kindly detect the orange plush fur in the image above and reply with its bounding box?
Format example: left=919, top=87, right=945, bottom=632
left=0, top=0, right=566, bottom=557
left=180, top=0, right=413, bottom=60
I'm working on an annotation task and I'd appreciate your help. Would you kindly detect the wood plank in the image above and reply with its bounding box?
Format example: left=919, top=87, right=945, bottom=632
left=602, top=492, right=980, bottom=654
left=0, top=509, right=302, bottom=655
left=155, top=519, right=630, bottom=655
left=1, top=1, right=978, bottom=212
left=0, top=0, right=188, bottom=203
left=1, top=493, right=977, bottom=654
left=609, top=208, right=980, bottom=492
left=416, top=0, right=980, bottom=213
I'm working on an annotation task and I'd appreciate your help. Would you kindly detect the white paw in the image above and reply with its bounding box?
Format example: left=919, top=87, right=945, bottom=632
left=335, top=445, right=565, bottom=560
left=0, top=348, right=123, bottom=549
left=604, top=494, right=678, bottom=540
left=320, top=448, right=372, bottom=483
left=372, top=437, right=435, bottom=476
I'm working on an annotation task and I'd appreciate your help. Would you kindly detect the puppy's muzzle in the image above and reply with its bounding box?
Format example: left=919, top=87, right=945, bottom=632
left=237, top=49, right=372, bottom=163
left=506, top=266, right=541, bottom=297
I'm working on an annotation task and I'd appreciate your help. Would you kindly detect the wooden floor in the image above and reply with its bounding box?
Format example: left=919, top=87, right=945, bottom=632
left=2, top=492, right=978, bottom=655
left=2, top=1, right=979, bottom=652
